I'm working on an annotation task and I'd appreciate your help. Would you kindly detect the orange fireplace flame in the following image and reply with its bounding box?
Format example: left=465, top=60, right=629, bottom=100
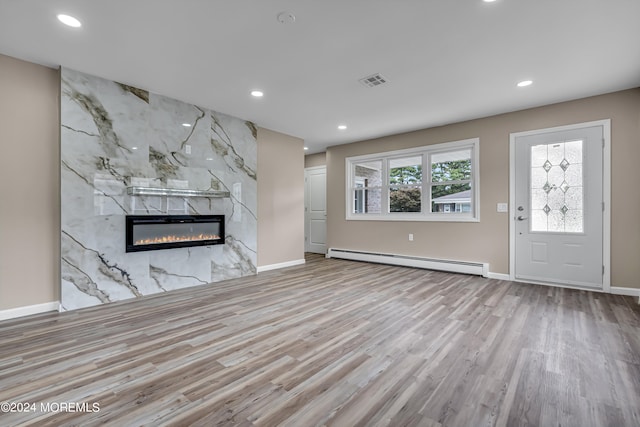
left=135, top=233, right=221, bottom=245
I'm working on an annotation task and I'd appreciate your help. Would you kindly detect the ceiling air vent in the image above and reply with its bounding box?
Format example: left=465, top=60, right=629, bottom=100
left=359, top=73, right=388, bottom=88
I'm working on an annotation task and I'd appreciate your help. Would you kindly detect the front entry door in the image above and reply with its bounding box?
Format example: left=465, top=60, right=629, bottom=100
left=513, top=124, right=604, bottom=289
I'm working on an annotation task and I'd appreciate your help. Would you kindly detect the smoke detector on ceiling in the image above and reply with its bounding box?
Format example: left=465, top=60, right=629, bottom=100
left=359, top=73, right=388, bottom=88
left=277, top=11, right=296, bottom=24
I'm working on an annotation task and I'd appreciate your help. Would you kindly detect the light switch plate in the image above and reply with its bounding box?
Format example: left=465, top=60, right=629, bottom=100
left=497, top=203, right=508, bottom=213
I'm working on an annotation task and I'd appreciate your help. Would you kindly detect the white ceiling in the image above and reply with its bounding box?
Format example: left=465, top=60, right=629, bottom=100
left=1, top=1, right=639, bottom=154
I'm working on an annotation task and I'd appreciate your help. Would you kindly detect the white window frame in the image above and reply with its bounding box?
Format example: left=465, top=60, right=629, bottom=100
left=353, top=178, right=366, bottom=214
left=345, top=138, right=480, bottom=222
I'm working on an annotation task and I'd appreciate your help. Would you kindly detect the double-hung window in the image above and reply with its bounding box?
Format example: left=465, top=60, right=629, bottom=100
left=346, top=138, right=479, bottom=221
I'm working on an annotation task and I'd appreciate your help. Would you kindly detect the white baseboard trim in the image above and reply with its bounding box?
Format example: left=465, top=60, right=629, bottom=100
left=257, top=258, right=306, bottom=273
left=0, top=301, right=60, bottom=321
left=610, top=286, right=640, bottom=298
left=487, top=272, right=511, bottom=281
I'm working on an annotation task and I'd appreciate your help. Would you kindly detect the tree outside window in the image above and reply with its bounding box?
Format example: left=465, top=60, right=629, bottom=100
left=389, top=156, right=422, bottom=212
left=430, top=150, right=472, bottom=213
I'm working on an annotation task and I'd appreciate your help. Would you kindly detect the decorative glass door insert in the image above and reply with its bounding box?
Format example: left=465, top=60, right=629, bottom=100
left=530, top=140, right=583, bottom=233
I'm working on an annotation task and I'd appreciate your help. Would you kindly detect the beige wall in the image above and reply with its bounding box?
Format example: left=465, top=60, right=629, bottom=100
left=257, top=127, right=305, bottom=267
left=327, top=89, right=640, bottom=288
left=304, top=152, right=326, bottom=168
left=0, top=54, right=60, bottom=310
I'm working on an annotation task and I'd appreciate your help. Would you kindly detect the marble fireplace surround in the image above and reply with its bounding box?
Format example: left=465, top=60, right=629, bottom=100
left=60, top=68, right=257, bottom=311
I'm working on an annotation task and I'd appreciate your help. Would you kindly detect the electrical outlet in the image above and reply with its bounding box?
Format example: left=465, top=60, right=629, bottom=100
left=408, top=233, right=414, bottom=241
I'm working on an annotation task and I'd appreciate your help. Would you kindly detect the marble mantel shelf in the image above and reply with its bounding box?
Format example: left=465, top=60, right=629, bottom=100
left=126, top=187, right=231, bottom=198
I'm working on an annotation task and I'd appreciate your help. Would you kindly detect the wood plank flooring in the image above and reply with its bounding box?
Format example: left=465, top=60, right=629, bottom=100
left=1, top=253, right=639, bottom=426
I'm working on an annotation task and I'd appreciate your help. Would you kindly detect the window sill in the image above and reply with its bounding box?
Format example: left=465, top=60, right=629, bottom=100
left=346, top=214, right=480, bottom=222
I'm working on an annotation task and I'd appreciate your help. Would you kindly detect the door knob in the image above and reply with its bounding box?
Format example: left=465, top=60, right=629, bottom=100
left=517, top=216, right=528, bottom=221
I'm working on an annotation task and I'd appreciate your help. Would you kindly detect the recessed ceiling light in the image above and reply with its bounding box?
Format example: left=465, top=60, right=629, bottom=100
left=338, top=125, right=347, bottom=130
left=182, top=123, right=191, bottom=127
left=251, top=90, right=264, bottom=97
left=57, top=14, right=81, bottom=28
left=517, top=80, right=533, bottom=87
left=483, top=0, right=498, bottom=3
left=131, top=146, right=138, bottom=150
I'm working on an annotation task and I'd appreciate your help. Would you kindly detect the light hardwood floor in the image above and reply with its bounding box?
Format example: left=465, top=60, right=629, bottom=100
left=1, top=254, right=639, bottom=426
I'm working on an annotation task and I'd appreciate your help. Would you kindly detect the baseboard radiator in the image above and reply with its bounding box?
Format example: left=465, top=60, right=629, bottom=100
left=327, top=248, right=489, bottom=278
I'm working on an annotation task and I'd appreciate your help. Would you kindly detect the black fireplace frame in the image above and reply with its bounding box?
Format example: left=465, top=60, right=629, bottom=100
left=125, top=215, right=225, bottom=253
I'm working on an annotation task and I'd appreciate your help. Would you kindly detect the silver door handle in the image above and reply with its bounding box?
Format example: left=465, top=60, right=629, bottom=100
left=517, top=216, right=528, bottom=221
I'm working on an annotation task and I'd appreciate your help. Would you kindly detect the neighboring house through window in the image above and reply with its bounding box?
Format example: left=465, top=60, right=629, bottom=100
left=432, top=189, right=472, bottom=213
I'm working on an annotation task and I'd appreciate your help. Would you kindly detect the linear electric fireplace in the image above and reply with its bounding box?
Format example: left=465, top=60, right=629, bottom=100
left=126, top=215, right=225, bottom=252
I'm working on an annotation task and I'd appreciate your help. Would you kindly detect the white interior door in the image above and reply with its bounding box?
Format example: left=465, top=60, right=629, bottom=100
left=305, top=167, right=327, bottom=254
left=513, top=124, right=605, bottom=289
